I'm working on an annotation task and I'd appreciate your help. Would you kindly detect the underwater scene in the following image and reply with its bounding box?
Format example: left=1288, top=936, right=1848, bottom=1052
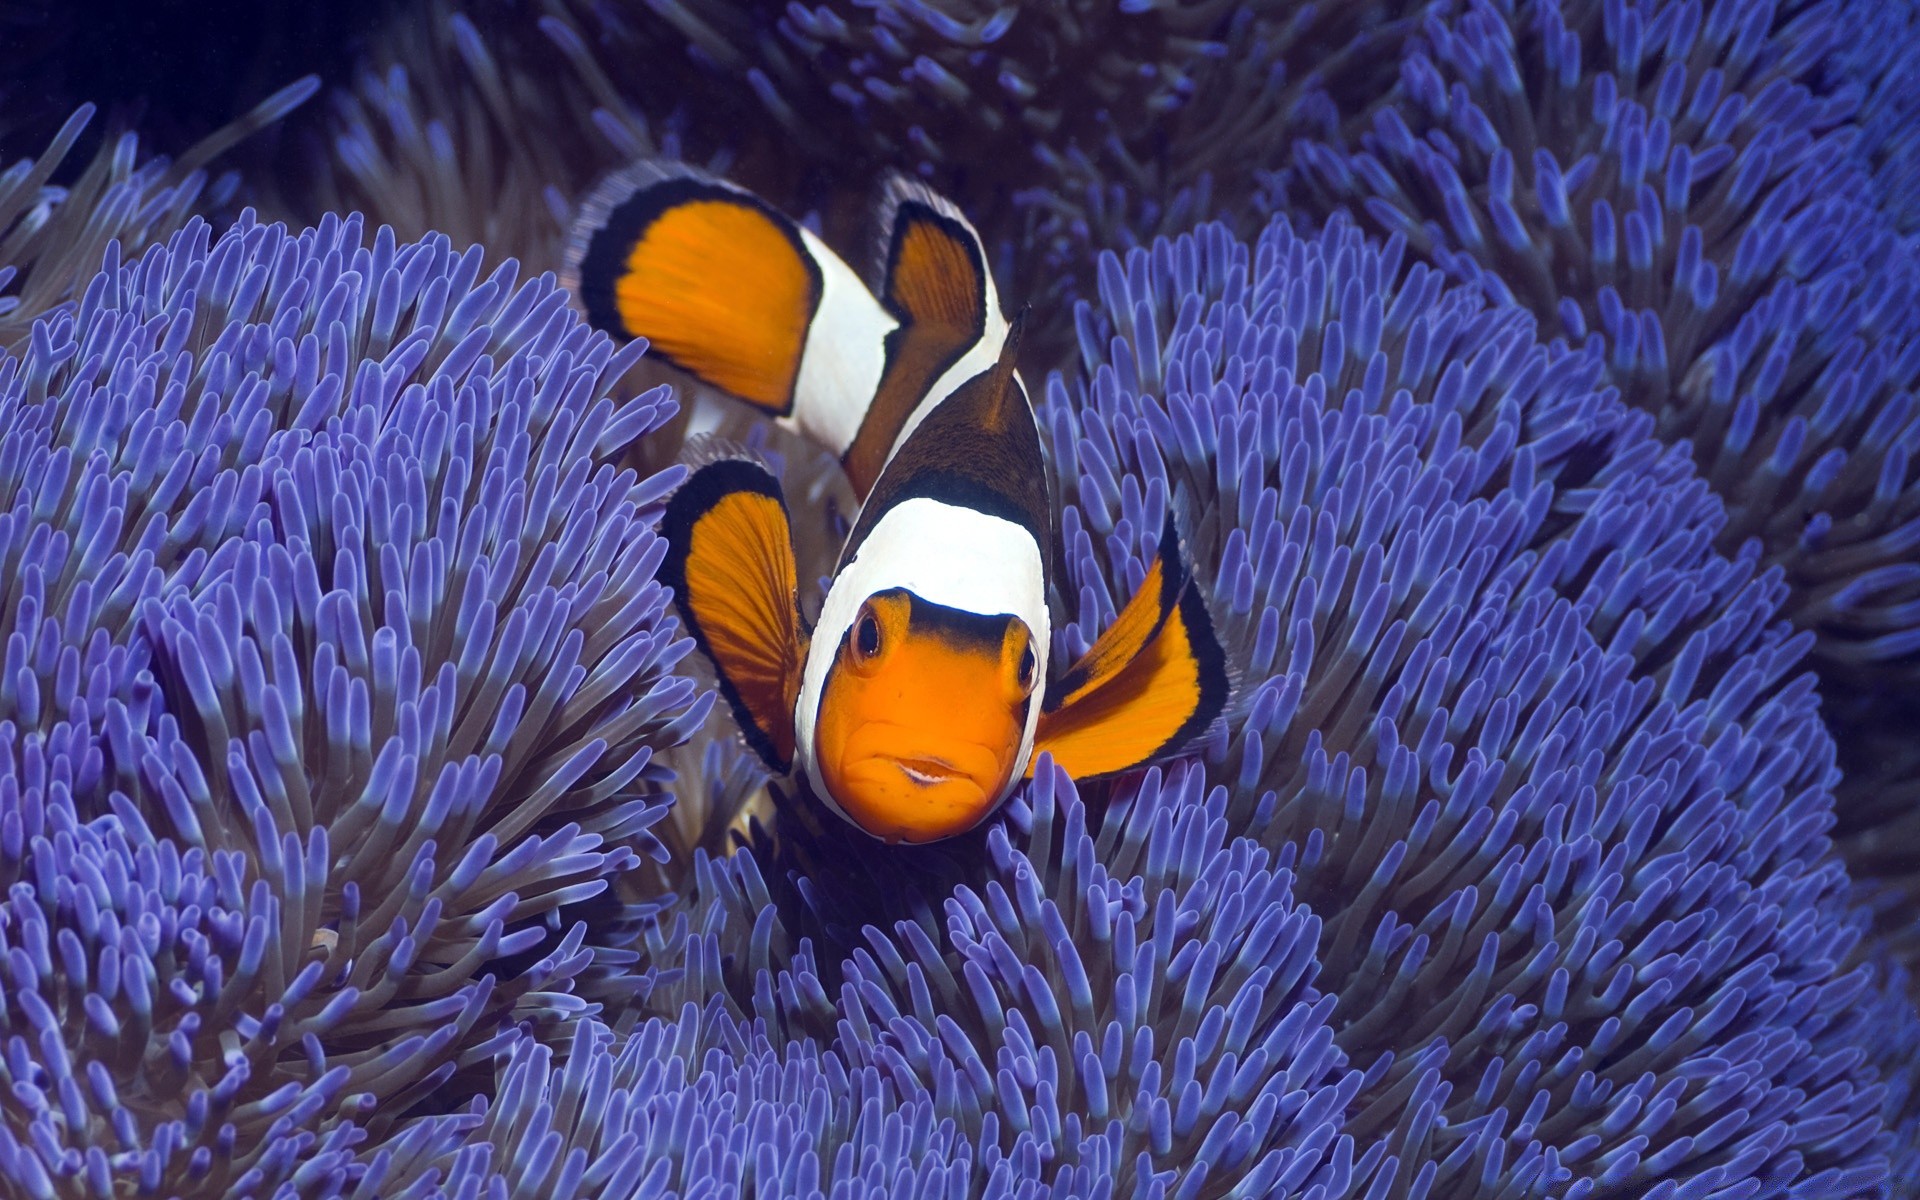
left=3, top=0, right=1919, bottom=1195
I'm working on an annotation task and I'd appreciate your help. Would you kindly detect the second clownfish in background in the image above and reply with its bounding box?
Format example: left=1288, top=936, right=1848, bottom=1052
left=564, top=163, right=1231, bottom=844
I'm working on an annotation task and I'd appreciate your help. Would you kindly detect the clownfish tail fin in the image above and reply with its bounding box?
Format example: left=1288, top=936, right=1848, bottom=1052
left=1027, top=509, right=1231, bottom=781
left=562, top=159, right=712, bottom=292
left=659, top=455, right=807, bottom=773
left=564, top=159, right=825, bottom=418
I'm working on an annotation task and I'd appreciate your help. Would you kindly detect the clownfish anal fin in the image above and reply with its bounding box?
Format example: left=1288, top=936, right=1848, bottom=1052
left=842, top=179, right=995, bottom=495
left=566, top=162, right=821, bottom=416
left=660, top=457, right=807, bottom=772
left=1027, top=513, right=1230, bottom=780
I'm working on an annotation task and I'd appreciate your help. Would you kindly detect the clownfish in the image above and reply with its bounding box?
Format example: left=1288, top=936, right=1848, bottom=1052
left=565, top=164, right=1231, bottom=843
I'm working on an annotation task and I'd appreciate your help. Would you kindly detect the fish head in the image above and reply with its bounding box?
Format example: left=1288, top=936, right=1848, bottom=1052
left=812, top=587, right=1038, bottom=843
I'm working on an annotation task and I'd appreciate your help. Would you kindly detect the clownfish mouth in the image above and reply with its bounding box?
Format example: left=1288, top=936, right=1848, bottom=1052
left=894, top=756, right=964, bottom=786
left=821, top=729, right=1017, bottom=843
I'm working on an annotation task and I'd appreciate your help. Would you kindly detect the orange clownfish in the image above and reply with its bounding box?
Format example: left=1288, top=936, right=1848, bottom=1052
left=565, top=164, right=1231, bottom=843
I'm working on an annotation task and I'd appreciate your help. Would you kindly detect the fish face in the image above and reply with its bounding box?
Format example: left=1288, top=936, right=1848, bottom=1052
left=813, top=589, right=1038, bottom=843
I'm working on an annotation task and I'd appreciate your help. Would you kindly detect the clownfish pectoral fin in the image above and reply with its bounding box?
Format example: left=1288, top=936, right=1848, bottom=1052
left=660, top=455, right=807, bottom=772
left=840, top=176, right=1002, bottom=495
left=1027, top=513, right=1231, bottom=780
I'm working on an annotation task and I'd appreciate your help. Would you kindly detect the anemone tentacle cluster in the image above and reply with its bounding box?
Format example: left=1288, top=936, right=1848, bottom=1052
left=272, top=0, right=1429, bottom=364
left=1832, top=0, right=1920, bottom=236
left=1030, top=214, right=1892, bottom=1195
left=1302, top=0, right=1920, bottom=685
left=0, top=210, right=699, bottom=1193
left=1292, top=0, right=1920, bottom=1014
left=0, top=81, right=319, bottom=350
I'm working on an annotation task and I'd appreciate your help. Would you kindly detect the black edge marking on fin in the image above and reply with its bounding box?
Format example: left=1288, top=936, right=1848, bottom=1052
left=839, top=176, right=995, bottom=494
left=659, top=456, right=805, bottom=772
left=1154, top=537, right=1232, bottom=759
left=870, top=172, right=984, bottom=306
left=880, top=202, right=987, bottom=333
left=563, top=160, right=820, bottom=416
left=1043, top=511, right=1187, bottom=713
left=1027, top=508, right=1232, bottom=778
left=564, top=160, right=716, bottom=332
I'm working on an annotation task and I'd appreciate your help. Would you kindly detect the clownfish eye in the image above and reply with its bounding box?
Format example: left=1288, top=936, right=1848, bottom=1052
left=1016, top=644, right=1036, bottom=694
left=855, top=609, right=882, bottom=661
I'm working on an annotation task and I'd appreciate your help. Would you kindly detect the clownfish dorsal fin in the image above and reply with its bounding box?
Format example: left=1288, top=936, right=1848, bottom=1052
left=841, top=175, right=1003, bottom=496
left=659, top=454, right=807, bottom=772
left=834, top=306, right=1047, bottom=575
left=1026, top=510, right=1231, bottom=780
left=873, top=174, right=990, bottom=334
left=977, top=307, right=1027, bottom=437
left=565, top=160, right=895, bottom=458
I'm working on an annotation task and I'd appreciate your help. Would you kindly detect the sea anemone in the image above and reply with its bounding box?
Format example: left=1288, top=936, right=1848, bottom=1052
left=768, top=0, right=1404, bottom=306
left=301, top=0, right=1425, bottom=367
left=267, top=0, right=762, bottom=280
left=1829, top=0, right=1920, bottom=233
left=1865, top=952, right=1920, bottom=1187
left=0, top=209, right=702, bottom=1193
left=327, top=1009, right=982, bottom=1199
left=0, top=81, right=316, bottom=350
left=1825, top=685, right=1920, bottom=974
left=1298, top=0, right=1920, bottom=694
left=1022, top=211, right=1897, bottom=1193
